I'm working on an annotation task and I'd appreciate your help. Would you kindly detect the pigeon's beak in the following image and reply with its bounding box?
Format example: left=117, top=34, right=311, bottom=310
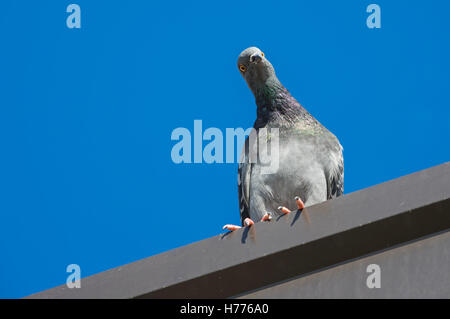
left=249, top=52, right=262, bottom=64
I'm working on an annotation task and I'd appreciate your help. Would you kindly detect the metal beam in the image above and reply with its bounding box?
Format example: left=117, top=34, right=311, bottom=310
left=238, top=230, right=450, bottom=298
left=26, top=162, right=450, bottom=299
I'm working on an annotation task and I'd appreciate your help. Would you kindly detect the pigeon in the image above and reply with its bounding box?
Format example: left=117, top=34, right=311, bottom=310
left=223, top=47, right=343, bottom=231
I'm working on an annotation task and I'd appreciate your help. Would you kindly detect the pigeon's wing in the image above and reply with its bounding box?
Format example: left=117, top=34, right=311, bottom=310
left=237, top=136, right=253, bottom=226
left=326, top=144, right=344, bottom=199
left=237, top=162, right=251, bottom=225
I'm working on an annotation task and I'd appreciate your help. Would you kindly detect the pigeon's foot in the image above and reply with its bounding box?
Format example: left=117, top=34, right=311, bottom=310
left=244, top=218, right=255, bottom=227
left=222, top=218, right=255, bottom=232
left=278, top=196, right=305, bottom=214
left=261, top=212, right=272, bottom=222
left=278, top=206, right=291, bottom=214
left=222, top=224, right=241, bottom=231
left=295, top=196, right=305, bottom=210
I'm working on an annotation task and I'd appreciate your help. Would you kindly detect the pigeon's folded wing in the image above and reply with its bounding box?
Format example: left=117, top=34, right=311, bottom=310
left=326, top=144, right=344, bottom=199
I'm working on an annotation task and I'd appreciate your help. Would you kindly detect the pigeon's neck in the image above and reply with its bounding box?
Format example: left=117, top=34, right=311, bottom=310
left=253, top=76, right=312, bottom=129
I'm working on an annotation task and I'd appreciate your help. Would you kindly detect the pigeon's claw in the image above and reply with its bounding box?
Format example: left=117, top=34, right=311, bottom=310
left=243, top=218, right=255, bottom=227
left=295, top=196, right=305, bottom=210
left=222, top=218, right=255, bottom=232
left=222, top=224, right=242, bottom=231
left=278, top=206, right=292, bottom=214
left=278, top=197, right=304, bottom=215
left=261, top=212, right=272, bottom=222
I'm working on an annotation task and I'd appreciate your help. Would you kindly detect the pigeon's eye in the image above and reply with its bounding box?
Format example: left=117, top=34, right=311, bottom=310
left=261, top=52, right=265, bottom=57
left=239, top=64, right=247, bottom=72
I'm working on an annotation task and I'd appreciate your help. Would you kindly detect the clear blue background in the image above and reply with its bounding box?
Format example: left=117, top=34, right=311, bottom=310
left=0, top=1, right=449, bottom=298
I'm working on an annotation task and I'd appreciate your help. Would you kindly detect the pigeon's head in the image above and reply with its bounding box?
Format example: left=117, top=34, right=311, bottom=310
left=237, top=47, right=276, bottom=94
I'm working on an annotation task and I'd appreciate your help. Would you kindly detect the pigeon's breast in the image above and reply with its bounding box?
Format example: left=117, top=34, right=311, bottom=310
left=247, top=129, right=332, bottom=218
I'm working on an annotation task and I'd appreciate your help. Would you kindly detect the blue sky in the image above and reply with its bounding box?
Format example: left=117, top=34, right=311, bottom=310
left=0, top=1, right=449, bottom=298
